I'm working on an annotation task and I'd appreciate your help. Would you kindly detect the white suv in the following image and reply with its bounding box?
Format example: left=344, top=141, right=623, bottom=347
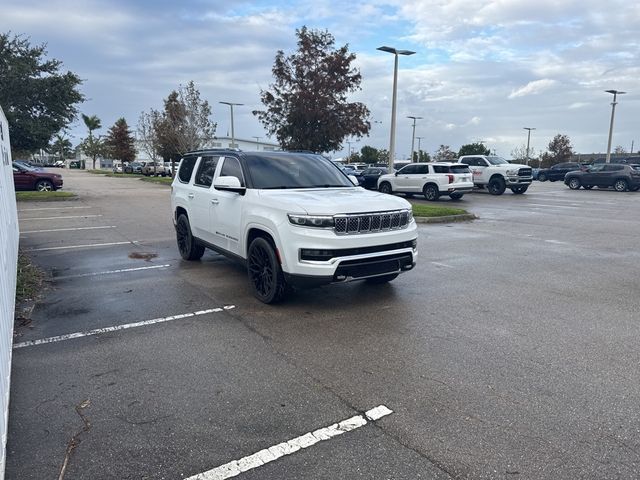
left=171, top=150, right=418, bottom=303
left=377, top=162, right=474, bottom=200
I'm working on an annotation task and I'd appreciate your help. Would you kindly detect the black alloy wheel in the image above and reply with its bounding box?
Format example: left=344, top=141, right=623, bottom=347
left=423, top=184, right=440, bottom=201
left=176, top=214, right=205, bottom=261
left=511, top=185, right=528, bottom=194
left=247, top=237, right=287, bottom=304
left=488, top=177, right=506, bottom=195
left=538, top=173, right=547, bottom=182
left=449, top=192, right=464, bottom=200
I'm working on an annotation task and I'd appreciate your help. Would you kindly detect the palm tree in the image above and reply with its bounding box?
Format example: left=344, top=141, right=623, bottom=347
left=82, top=114, right=101, bottom=138
left=81, top=114, right=103, bottom=169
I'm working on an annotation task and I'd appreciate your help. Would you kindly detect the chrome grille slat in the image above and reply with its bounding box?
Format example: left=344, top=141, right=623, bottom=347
left=334, top=210, right=410, bottom=235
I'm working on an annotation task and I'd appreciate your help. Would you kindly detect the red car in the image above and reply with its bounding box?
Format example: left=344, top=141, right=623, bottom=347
left=12, top=162, right=63, bottom=191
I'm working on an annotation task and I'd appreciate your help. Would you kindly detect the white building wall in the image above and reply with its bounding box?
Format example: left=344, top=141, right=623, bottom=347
left=0, top=106, right=18, bottom=479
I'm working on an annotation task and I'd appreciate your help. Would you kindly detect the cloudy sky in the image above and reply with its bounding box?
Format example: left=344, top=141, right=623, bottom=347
left=3, top=0, right=639, bottom=159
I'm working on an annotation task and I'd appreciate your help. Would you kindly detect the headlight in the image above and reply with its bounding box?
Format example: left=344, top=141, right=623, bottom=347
left=407, top=209, right=414, bottom=223
left=505, top=169, right=518, bottom=175
left=288, top=214, right=334, bottom=228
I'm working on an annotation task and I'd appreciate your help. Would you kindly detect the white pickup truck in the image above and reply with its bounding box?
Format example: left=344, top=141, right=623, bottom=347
left=457, top=155, right=532, bottom=195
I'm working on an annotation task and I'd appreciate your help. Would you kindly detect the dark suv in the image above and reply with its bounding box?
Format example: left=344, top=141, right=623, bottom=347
left=564, top=164, right=640, bottom=192
left=537, top=162, right=586, bottom=182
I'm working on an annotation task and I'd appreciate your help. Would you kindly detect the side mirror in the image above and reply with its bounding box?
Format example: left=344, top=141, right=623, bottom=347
left=395, top=172, right=399, bottom=176
left=214, top=175, right=246, bottom=195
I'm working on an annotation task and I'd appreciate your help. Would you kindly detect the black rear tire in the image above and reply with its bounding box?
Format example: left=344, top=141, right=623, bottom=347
left=35, top=179, right=54, bottom=192
left=247, top=237, right=288, bottom=304
left=614, top=179, right=628, bottom=192
left=378, top=182, right=392, bottom=194
left=176, top=214, right=205, bottom=261
left=449, top=192, right=464, bottom=200
left=511, top=185, right=528, bottom=194
left=538, top=173, right=547, bottom=182
left=568, top=178, right=581, bottom=190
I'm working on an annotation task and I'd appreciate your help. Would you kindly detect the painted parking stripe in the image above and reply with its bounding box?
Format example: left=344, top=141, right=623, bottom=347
left=185, top=405, right=393, bottom=480
left=20, top=214, right=103, bottom=221
left=13, top=306, right=236, bottom=349
left=21, top=225, right=116, bottom=234
left=431, top=261, right=454, bottom=269
left=54, top=264, right=171, bottom=280
left=18, top=206, right=92, bottom=212
left=26, top=241, right=137, bottom=252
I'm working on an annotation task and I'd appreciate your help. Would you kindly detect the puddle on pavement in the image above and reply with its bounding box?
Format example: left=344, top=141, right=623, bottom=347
left=128, top=251, right=158, bottom=261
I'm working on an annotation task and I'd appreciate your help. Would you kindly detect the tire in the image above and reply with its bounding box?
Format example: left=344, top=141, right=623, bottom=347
left=365, top=273, right=399, bottom=284
left=35, top=179, right=54, bottom=192
left=487, top=177, right=506, bottom=195
left=378, top=182, right=392, bottom=194
left=568, top=177, right=581, bottom=190
left=614, top=179, right=628, bottom=192
left=584, top=185, right=593, bottom=190
left=423, top=183, right=440, bottom=201
left=511, top=185, right=528, bottom=194
left=176, top=214, right=205, bottom=261
left=449, top=192, right=464, bottom=200
left=247, top=237, right=288, bottom=304
left=538, top=173, right=547, bottom=182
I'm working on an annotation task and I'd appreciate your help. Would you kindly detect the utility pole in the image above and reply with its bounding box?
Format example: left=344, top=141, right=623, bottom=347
left=253, top=136, right=261, bottom=150
left=524, top=127, right=536, bottom=165
left=416, top=136, right=424, bottom=162
left=605, top=90, right=626, bottom=163
left=408, top=116, right=422, bottom=162
left=219, top=101, right=243, bottom=148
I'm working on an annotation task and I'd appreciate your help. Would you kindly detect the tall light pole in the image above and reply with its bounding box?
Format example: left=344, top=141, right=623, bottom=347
left=377, top=46, right=416, bottom=170
left=523, top=127, right=536, bottom=165
left=408, top=116, right=422, bottom=162
left=605, top=90, right=626, bottom=163
left=219, top=101, right=243, bottom=148
left=416, top=136, right=424, bottom=161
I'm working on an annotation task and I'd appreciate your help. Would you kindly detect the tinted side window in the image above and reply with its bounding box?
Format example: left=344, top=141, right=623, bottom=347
left=450, top=165, right=470, bottom=173
left=460, top=158, right=474, bottom=166
left=194, top=156, right=219, bottom=187
left=219, top=157, right=245, bottom=187
left=178, top=156, right=198, bottom=183
left=415, top=165, right=429, bottom=174
left=433, top=165, right=447, bottom=173
left=399, top=165, right=418, bottom=174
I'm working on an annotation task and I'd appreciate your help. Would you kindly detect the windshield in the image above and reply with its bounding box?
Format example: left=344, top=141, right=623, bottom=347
left=245, top=153, right=354, bottom=189
left=486, top=156, right=509, bottom=165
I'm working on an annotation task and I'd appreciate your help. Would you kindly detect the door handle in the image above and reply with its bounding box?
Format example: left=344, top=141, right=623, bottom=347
left=211, top=199, right=219, bottom=205
left=188, top=193, right=194, bottom=199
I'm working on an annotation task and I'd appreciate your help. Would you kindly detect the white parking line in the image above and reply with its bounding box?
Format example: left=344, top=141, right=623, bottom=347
left=21, top=225, right=116, bottom=234
left=13, top=306, right=236, bottom=349
left=185, top=405, right=393, bottom=480
left=527, top=203, right=579, bottom=209
left=20, top=214, right=103, bottom=221
left=26, top=241, right=137, bottom=252
left=54, top=264, right=171, bottom=280
left=431, top=261, right=454, bottom=268
left=18, top=206, right=92, bottom=212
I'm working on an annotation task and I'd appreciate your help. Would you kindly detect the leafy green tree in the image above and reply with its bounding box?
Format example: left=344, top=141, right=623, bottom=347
left=360, top=145, right=380, bottom=163
left=105, top=118, right=136, bottom=164
left=544, top=134, right=573, bottom=166
left=458, top=142, right=490, bottom=157
left=80, top=114, right=104, bottom=169
left=434, top=145, right=457, bottom=161
left=49, top=133, right=73, bottom=160
left=0, top=33, right=84, bottom=157
left=254, top=26, right=370, bottom=152
left=412, top=150, right=431, bottom=162
left=155, top=82, right=215, bottom=161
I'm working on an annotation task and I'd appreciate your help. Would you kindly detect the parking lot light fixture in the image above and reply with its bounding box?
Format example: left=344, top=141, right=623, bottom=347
left=605, top=90, right=626, bottom=163
left=408, top=116, right=423, bottom=162
left=219, top=101, right=243, bottom=148
left=523, top=127, right=536, bottom=165
left=377, top=46, right=416, bottom=170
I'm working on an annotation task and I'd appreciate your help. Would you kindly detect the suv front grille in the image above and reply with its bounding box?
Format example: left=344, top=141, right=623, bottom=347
left=334, top=210, right=410, bottom=235
left=518, top=168, right=532, bottom=177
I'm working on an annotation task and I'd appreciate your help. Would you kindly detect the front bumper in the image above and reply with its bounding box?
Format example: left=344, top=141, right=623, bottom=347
left=278, top=221, right=418, bottom=283
left=505, top=176, right=532, bottom=186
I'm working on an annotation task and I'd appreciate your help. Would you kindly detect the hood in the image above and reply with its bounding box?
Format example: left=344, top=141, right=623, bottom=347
left=256, top=187, right=411, bottom=215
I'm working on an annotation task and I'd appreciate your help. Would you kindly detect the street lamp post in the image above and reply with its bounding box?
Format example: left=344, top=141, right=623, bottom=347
left=416, top=136, right=424, bottom=161
left=219, top=101, right=243, bottom=148
left=253, top=136, right=261, bottom=150
left=408, top=116, right=422, bottom=162
left=377, top=46, right=416, bottom=170
left=523, top=127, right=536, bottom=165
left=605, top=90, right=626, bottom=163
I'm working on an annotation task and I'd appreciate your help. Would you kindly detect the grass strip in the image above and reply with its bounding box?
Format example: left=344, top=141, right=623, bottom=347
left=412, top=203, right=468, bottom=217
left=16, top=191, right=76, bottom=201
left=86, top=170, right=144, bottom=178
left=139, top=176, right=173, bottom=185
left=15, top=252, right=44, bottom=304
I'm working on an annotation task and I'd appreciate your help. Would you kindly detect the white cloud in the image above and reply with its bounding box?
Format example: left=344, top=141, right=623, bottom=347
left=508, top=79, right=557, bottom=99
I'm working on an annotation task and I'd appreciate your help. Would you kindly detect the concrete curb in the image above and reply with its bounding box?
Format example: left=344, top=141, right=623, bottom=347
left=414, top=213, right=477, bottom=224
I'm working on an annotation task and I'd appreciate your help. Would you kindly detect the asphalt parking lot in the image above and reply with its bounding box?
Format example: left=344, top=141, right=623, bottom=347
left=8, top=170, right=640, bottom=479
